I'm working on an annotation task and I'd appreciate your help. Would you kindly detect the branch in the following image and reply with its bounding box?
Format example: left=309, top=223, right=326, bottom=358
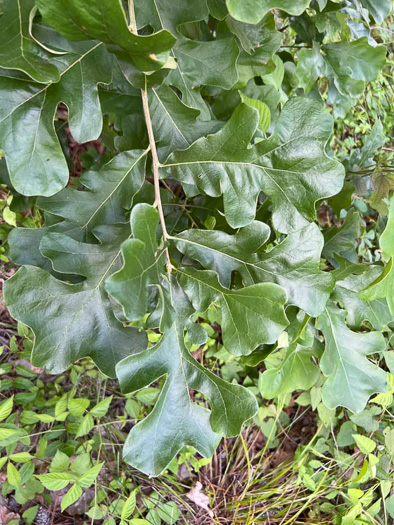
left=128, top=0, right=172, bottom=271
left=140, top=87, right=169, bottom=243
left=128, top=0, right=137, bottom=32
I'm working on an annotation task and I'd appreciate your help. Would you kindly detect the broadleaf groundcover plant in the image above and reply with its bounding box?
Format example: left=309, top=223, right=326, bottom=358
left=1, top=0, right=393, bottom=476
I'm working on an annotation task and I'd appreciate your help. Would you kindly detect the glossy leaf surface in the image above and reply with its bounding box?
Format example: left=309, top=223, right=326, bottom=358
left=105, top=204, right=165, bottom=321
left=174, top=222, right=333, bottom=316
left=0, top=0, right=60, bottom=83
left=0, top=40, right=112, bottom=195
left=317, top=305, right=387, bottom=413
left=4, top=230, right=148, bottom=377
left=178, top=267, right=288, bottom=355
left=165, top=98, right=344, bottom=232
left=117, top=280, right=258, bottom=475
left=226, top=0, right=310, bottom=24
left=37, top=0, right=176, bottom=71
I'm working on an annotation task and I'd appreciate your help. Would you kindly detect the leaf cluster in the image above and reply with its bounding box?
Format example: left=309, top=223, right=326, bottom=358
left=1, top=0, right=393, bottom=476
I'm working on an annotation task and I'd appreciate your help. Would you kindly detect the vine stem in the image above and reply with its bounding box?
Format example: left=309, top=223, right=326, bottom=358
left=128, top=0, right=172, bottom=271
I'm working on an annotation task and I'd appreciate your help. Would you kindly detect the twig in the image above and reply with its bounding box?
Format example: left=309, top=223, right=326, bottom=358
left=127, top=0, right=173, bottom=272
left=127, top=0, right=137, bottom=32
left=50, top=493, right=58, bottom=525
left=280, top=44, right=310, bottom=48
left=140, top=88, right=169, bottom=244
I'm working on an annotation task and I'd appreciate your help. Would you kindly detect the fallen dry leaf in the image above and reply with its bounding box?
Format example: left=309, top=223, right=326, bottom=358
left=186, top=482, right=213, bottom=518
left=0, top=505, right=19, bottom=525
